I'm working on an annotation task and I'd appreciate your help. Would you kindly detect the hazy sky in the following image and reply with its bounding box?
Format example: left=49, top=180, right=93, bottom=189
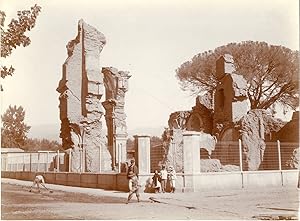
left=1, top=0, right=299, bottom=135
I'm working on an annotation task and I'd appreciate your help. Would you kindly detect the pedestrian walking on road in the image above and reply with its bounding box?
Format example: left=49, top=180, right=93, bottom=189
left=160, top=165, right=168, bottom=193
left=127, top=159, right=138, bottom=191
left=168, top=166, right=177, bottom=193
left=126, top=175, right=141, bottom=204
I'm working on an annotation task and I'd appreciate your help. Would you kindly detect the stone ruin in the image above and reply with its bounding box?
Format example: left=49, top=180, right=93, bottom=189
left=161, top=54, right=298, bottom=172
left=102, top=67, right=131, bottom=171
left=57, top=20, right=130, bottom=172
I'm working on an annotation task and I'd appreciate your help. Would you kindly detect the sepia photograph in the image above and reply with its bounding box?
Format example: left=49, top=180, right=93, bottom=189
left=0, top=0, right=299, bottom=220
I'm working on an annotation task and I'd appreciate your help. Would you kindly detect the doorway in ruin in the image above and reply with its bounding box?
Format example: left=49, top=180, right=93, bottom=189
left=186, top=113, right=203, bottom=132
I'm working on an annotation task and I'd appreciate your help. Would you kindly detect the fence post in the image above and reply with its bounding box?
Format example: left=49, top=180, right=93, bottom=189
left=99, top=145, right=101, bottom=172
left=29, top=153, right=32, bottom=172
left=238, top=139, right=244, bottom=188
left=69, top=150, right=72, bottom=172
left=23, top=154, right=25, bottom=171
left=16, top=155, right=19, bottom=171
left=46, top=151, right=49, bottom=172
left=37, top=152, right=40, bottom=172
left=57, top=150, right=60, bottom=172
left=277, top=140, right=283, bottom=186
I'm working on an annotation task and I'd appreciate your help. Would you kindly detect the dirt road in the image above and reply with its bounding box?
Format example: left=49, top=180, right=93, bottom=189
left=1, top=178, right=299, bottom=220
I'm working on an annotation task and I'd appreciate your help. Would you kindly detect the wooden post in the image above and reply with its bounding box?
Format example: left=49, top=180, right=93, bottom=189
left=277, top=140, right=282, bottom=171
left=37, top=152, right=40, bottom=172
left=46, top=151, right=49, bottom=172
left=57, top=150, right=60, bottom=172
left=99, top=145, right=101, bottom=172
left=29, top=153, right=32, bottom=172
left=277, top=140, right=283, bottom=186
left=69, top=150, right=72, bottom=172
left=238, top=139, right=243, bottom=172
left=238, top=139, right=244, bottom=188
left=118, top=144, right=121, bottom=173
left=23, top=154, right=25, bottom=171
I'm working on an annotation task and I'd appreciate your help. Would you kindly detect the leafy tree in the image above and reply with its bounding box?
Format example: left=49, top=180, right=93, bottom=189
left=0, top=4, right=41, bottom=78
left=22, top=138, right=62, bottom=151
left=150, top=136, right=163, bottom=146
left=176, top=41, right=299, bottom=111
left=126, top=136, right=163, bottom=150
left=1, top=105, right=31, bottom=147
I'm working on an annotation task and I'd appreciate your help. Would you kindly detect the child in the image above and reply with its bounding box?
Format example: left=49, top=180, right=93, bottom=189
left=29, top=174, right=46, bottom=192
left=160, top=165, right=168, bottom=193
left=152, top=170, right=161, bottom=193
left=126, top=175, right=141, bottom=204
left=168, top=166, right=177, bottom=193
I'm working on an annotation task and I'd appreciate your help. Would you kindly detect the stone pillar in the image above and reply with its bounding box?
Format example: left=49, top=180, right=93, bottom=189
left=183, top=131, right=201, bottom=192
left=134, top=135, right=150, bottom=174
left=116, top=137, right=127, bottom=163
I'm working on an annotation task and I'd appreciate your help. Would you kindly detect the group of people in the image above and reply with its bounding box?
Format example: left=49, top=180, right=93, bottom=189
left=125, top=159, right=178, bottom=204
left=152, top=165, right=177, bottom=193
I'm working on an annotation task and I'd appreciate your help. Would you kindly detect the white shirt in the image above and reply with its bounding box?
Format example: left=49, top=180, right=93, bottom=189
left=35, top=175, right=45, bottom=184
left=160, top=169, right=168, bottom=179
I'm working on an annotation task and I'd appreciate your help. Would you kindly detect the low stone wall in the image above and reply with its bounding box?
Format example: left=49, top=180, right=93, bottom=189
left=1, top=170, right=299, bottom=192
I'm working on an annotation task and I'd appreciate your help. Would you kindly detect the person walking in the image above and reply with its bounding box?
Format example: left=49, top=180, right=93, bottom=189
left=160, top=165, right=168, bottom=193
left=168, top=166, right=177, bottom=193
left=127, top=159, right=138, bottom=191
left=126, top=175, right=140, bottom=204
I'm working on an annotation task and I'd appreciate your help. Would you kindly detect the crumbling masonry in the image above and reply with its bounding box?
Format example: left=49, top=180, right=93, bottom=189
left=57, top=20, right=130, bottom=172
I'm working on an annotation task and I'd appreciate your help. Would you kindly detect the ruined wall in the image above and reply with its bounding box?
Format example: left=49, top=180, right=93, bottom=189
left=162, top=128, right=184, bottom=172
left=239, top=109, right=266, bottom=171
left=213, top=54, right=250, bottom=138
left=57, top=20, right=111, bottom=172
left=161, top=111, right=190, bottom=172
left=102, top=67, right=131, bottom=170
left=186, top=93, right=213, bottom=134
left=274, top=111, right=299, bottom=169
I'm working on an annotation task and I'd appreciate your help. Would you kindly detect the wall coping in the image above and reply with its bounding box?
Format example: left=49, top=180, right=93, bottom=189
left=182, top=131, right=202, bottom=136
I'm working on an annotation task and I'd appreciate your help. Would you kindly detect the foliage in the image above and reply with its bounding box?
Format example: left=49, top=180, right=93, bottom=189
left=22, top=138, right=62, bottom=151
left=126, top=136, right=163, bottom=150
left=176, top=41, right=299, bottom=110
left=1, top=105, right=31, bottom=147
left=0, top=4, right=41, bottom=78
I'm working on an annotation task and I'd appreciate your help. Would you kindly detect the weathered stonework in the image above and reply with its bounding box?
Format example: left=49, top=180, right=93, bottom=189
left=57, top=20, right=111, bottom=172
left=162, top=128, right=184, bottom=172
left=239, top=109, right=266, bottom=171
left=213, top=54, right=250, bottom=138
left=274, top=111, right=299, bottom=169
left=186, top=94, right=213, bottom=133
left=102, top=67, right=131, bottom=170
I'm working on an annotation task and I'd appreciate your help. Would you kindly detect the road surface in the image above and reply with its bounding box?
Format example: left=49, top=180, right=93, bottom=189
left=1, top=178, right=299, bottom=220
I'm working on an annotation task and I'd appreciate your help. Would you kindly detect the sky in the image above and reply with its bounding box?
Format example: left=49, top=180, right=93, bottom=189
left=0, top=0, right=299, bottom=139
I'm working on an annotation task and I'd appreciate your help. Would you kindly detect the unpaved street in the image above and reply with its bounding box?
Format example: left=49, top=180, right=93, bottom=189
left=1, top=178, right=299, bottom=220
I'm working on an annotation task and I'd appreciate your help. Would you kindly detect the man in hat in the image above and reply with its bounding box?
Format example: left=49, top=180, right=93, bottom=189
left=127, top=159, right=138, bottom=191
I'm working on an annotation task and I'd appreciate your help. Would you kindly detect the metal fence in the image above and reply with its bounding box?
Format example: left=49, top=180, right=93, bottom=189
left=210, top=140, right=298, bottom=171
left=1, top=140, right=298, bottom=173
left=1, top=150, right=68, bottom=172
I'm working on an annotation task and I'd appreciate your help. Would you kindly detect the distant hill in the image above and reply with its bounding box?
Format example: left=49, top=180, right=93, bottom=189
left=27, top=124, right=165, bottom=142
